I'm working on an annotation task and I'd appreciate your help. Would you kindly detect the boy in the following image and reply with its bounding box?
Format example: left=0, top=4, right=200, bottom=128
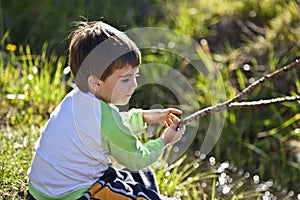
left=27, top=21, right=185, bottom=200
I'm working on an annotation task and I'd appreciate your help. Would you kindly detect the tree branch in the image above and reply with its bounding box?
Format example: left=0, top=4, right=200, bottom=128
left=229, top=95, right=300, bottom=109
left=179, top=58, right=300, bottom=126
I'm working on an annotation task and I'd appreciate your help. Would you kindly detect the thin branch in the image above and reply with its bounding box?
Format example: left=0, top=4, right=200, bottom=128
left=229, top=95, right=300, bottom=109
left=179, top=58, right=300, bottom=126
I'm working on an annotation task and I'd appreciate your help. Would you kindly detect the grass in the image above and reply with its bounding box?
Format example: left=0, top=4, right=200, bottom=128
left=0, top=126, right=38, bottom=199
left=1, top=0, right=300, bottom=199
left=1, top=42, right=298, bottom=199
left=0, top=34, right=70, bottom=199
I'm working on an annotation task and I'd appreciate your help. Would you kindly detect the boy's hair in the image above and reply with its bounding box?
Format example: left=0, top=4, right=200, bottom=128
left=69, top=21, right=141, bottom=92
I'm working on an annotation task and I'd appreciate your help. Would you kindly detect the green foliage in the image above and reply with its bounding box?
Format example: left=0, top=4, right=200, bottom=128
left=1, top=0, right=157, bottom=54
left=155, top=154, right=213, bottom=199
left=0, top=36, right=71, bottom=199
left=205, top=48, right=300, bottom=193
left=1, top=0, right=300, bottom=199
left=0, top=36, right=71, bottom=126
left=0, top=125, right=39, bottom=199
left=155, top=153, right=216, bottom=199
left=155, top=153, right=266, bottom=199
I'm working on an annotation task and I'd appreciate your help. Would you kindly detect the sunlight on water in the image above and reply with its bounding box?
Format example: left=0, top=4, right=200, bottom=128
left=209, top=157, right=216, bottom=166
left=202, top=158, right=299, bottom=198
left=253, top=175, right=260, bottom=184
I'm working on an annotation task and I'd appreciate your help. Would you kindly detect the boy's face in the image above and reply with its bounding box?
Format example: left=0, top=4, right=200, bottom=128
left=96, top=65, right=139, bottom=105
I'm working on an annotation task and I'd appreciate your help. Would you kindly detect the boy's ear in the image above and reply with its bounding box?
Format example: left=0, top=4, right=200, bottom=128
left=87, top=75, right=102, bottom=93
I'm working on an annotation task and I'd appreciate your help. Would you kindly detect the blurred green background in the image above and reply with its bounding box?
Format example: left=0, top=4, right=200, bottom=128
left=1, top=0, right=300, bottom=199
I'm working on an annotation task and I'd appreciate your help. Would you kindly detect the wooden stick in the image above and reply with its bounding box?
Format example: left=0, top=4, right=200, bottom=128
left=229, top=95, right=300, bottom=109
left=178, top=58, right=300, bottom=126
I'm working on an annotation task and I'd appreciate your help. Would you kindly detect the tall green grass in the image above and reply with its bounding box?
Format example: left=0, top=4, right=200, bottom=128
left=143, top=0, right=300, bottom=193
left=0, top=32, right=71, bottom=127
left=1, top=35, right=299, bottom=199
left=1, top=0, right=300, bottom=198
left=0, top=34, right=70, bottom=198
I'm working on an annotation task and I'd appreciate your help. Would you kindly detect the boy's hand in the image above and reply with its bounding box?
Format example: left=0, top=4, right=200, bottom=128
left=142, top=108, right=182, bottom=127
left=160, top=118, right=185, bottom=146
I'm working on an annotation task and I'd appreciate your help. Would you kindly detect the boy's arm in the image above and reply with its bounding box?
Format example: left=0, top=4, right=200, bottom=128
left=119, top=108, right=145, bottom=135
left=100, top=101, right=165, bottom=171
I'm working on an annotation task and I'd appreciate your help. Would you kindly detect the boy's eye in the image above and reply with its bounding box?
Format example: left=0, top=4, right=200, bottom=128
left=121, top=78, right=130, bottom=82
left=121, top=73, right=139, bottom=83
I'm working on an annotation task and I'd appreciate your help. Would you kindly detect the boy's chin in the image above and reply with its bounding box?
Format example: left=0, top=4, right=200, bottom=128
left=113, top=99, right=130, bottom=106
left=115, top=102, right=128, bottom=106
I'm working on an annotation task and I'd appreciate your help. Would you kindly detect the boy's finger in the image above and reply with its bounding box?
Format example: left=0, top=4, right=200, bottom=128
left=166, top=118, right=173, bottom=126
left=167, top=108, right=182, bottom=115
left=168, top=113, right=180, bottom=121
left=172, top=117, right=180, bottom=125
left=163, top=121, right=169, bottom=128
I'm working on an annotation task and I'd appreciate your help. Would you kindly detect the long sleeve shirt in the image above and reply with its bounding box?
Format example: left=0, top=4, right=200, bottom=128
left=27, top=87, right=165, bottom=199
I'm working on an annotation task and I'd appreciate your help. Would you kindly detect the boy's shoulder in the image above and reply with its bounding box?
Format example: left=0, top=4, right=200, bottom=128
left=50, top=87, right=103, bottom=123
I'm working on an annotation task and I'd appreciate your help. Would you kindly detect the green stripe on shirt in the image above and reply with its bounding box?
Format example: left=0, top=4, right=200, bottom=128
left=100, top=100, right=165, bottom=171
left=28, top=182, right=88, bottom=200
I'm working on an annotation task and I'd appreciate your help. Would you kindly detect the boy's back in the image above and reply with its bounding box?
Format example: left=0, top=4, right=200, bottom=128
left=28, top=88, right=108, bottom=197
